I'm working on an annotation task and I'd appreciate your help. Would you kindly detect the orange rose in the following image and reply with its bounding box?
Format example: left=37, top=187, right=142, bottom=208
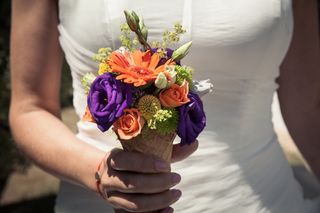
left=113, top=108, right=145, bottom=140
left=159, top=80, right=190, bottom=107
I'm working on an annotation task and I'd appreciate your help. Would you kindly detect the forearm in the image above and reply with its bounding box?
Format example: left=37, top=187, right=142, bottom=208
left=9, top=104, right=105, bottom=192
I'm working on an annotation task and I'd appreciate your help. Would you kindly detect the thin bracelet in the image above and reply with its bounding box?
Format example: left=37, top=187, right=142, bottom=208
left=95, top=153, right=109, bottom=199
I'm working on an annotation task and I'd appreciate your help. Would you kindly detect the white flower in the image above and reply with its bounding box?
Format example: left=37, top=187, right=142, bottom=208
left=117, top=46, right=130, bottom=54
left=155, top=72, right=168, bottom=89
left=192, top=79, right=213, bottom=97
left=166, top=65, right=177, bottom=86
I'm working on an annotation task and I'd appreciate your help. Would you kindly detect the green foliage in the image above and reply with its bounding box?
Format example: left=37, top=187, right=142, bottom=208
left=119, top=23, right=139, bottom=50
left=147, top=108, right=178, bottom=135
left=152, top=23, right=186, bottom=50
left=175, top=65, right=194, bottom=87
left=162, top=23, right=186, bottom=48
left=81, top=73, right=96, bottom=94
left=92, top=47, right=112, bottom=63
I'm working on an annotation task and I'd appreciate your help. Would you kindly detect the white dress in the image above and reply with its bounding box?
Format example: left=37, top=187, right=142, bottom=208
left=55, top=0, right=320, bottom=212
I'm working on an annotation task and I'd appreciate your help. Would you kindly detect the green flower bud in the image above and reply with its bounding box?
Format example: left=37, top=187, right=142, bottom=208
left=139, top=18, right=148, bottom=41
left=139, top=17, right=145, bottom=29
left=124, top=10, right=138, bottom=31
left=131, top=11, right=140, bottom=27
left=140, top=27, right=148, bottom=41
left=172, top=41, right=192, bottom=61
left=155, top=72, right=168, bottom=89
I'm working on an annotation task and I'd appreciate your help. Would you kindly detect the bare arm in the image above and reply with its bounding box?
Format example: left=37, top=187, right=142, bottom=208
left=9, top=1, right=196, bottom=211
left=9, top=0, right=105, bottom=192
left=278, top=0, right=320, bottom=180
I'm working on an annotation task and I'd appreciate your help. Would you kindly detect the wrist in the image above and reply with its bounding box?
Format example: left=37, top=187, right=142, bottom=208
left=76, top=145, right=108, bottom=193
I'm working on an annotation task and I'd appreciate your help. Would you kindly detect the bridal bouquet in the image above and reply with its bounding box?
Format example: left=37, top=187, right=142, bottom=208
left=82, top=10, right=212, bottom=162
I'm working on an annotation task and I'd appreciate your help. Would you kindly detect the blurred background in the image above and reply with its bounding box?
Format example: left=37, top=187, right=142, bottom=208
left=0, top=1, right=319, bottom=213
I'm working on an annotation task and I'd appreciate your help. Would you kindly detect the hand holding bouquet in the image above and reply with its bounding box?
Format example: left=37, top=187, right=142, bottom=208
left=82, top=10, right=212, bottom=163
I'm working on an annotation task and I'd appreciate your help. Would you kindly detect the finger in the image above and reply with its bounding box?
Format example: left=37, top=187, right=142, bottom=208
left=114, top=207, right=173, bottom=213
left=109, top=149, right=170, bottom=173
left=160, top=207, right=174, bottom=213
left=103, top=171, right=181, bottom=194
left=171, top=140, right=198, bottom=163
left=107, top=189, right=181, bottom=212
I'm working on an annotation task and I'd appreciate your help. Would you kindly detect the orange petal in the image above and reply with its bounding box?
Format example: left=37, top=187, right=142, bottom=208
left=108, top=62, right=128, bottom=73
left=141, top=51, right=152, bottom=68
left=181, top=80, right=190, bottom=102
left=115, top=108, right=145, bottom=140
left=154, top=59, right=175, bottom=73
left=148, top=53, right=160, bottom=70
left=159, top=81, right=190, bottom=107
left=132, top=50, right=143, bottom=66
left=83, top=107, right=95, bottom=123
left=154, top=64, right=166, bottom=74
left=110, top=52, right=130, bottom=68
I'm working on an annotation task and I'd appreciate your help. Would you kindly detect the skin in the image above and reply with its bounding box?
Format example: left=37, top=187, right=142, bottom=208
left=9, top=0, right=319, bottom=212
left=9, top=0, right=198, bottom=212
left=279, top=0, right=320, bottom=180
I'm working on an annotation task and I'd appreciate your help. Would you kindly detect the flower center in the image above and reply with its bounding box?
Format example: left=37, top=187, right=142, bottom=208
left=130, top=66, right=153, bottom=75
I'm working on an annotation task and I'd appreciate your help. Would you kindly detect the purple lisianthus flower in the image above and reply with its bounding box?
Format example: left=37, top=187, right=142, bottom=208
left=88, top=73, right=134, bottom=132
left=177, top=92, right=206, bottom=145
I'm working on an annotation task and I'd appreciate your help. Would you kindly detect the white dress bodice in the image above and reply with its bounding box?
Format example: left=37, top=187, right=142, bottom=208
left=55, top=0, right=320, bottom=212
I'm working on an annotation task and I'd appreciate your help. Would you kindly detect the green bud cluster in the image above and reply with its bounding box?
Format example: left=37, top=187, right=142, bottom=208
left=81, top=73, right=96, bottom=94
left=162, top=22, right=186, bottom=48
left=92, top=47, right=112, bottom=63
left=175, top=65, right=194, bottom=87
left=147, top=108, right=179, bottom=135
left=119, top=23, right=139, bottom=50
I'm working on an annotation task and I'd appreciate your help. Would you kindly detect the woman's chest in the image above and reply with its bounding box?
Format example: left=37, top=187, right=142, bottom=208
left=59, top=0, right=292, bottom=78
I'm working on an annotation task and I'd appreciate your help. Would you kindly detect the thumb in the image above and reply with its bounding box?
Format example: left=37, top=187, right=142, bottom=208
left=171, top=140, right=198, bottom=163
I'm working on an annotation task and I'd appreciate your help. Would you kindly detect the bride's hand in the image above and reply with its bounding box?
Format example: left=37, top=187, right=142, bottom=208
left=100, top=148, right=182, bottom=212
left=171, top=140, right=199, bottom=163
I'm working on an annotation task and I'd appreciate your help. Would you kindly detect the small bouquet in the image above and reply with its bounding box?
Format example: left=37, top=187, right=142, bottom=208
left=82, top=11, right=213, bottom=162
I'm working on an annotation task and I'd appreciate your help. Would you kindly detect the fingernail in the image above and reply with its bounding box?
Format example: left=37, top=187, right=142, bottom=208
left=171, top=173, right=181, bottom=184
left=161, top=207, right=174, bottom=213
left=155, top=160, right=169, bottom=171
left=172, top=189, right=182, bottom=199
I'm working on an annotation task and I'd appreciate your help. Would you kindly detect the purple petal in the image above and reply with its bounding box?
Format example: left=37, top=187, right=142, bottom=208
left=87, top=73, right=134, bottom=132
left=177, top=92, right=206, bottom=145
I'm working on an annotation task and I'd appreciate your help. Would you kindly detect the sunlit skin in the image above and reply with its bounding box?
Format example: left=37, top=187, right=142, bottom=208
left=9, top=0, right=319, bottom=212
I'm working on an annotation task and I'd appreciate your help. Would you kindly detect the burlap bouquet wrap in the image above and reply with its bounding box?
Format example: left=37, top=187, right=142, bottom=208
left=118, top=129, right=176, bottom=163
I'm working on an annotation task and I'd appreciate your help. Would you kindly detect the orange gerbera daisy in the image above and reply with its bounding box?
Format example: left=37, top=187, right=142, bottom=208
left=107, top=50, right=174, bottom=87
